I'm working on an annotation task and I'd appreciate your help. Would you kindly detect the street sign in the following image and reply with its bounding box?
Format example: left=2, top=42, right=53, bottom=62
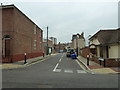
left=98, top=57, right=104, bottom=61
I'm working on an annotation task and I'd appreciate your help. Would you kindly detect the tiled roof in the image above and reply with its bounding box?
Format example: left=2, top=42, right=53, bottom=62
left=89, top=28, right=120, bottom=45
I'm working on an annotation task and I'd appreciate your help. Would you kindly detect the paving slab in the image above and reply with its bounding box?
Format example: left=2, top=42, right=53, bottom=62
left=1, top=64, right=23, bottom=69
left=0, top=53, right=57, bottom=69
left=77, top=55, right=120, bottom=74
left=92, top=68, right=117, bottom=74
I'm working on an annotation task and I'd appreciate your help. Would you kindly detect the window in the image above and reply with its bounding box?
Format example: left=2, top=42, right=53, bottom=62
left=40, top=42, right=42, bottom=49
left=34, top=40, right=37, bottom=50
left=34, top=25, right=37, bottom=34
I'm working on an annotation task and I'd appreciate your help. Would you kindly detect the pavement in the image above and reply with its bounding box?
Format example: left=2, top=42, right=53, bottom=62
left=77, top=55, right=120, bottom=74
left=0, top=53, right=57, bottom=69
left=1, top=53, right=120, bottom=74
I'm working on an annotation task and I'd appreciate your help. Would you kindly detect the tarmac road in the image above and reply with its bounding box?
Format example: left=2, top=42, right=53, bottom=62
left=2, top=53, right=119, bottom=88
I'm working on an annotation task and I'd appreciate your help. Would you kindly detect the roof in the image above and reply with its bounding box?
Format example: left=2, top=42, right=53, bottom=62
left=1, top=4, right=43, bottom=31
left=72, top=33, right=85, bottom=40
left=89, top=28, right=120, bottom=45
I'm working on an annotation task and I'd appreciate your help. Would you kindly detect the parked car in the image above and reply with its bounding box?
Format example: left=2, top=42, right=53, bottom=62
left=66, top=48, right=75, bottom=57
left=59, top=50, right=64, bottom=53
left=71, top=53, right=77, bottom=59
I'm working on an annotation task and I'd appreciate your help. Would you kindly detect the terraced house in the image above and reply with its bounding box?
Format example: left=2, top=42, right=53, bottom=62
left=1, top=4, right=43, bottom=62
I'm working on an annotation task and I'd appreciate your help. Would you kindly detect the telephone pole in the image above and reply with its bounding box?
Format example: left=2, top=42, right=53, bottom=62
left=46, top=26, right=49, bottom=55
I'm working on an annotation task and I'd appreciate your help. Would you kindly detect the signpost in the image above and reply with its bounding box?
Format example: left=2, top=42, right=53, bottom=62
left=98, top=57, right=105, bottom=67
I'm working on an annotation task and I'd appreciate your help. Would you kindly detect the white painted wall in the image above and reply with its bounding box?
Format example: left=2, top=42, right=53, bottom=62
left=109, top=44, right=119, bottom=58
left=78, top=39, right=85, bottom=49
left=97, top=46, right=100, bottom=57
left=72, top=39, right=85, bottom=49
left=73, top=39, right=77, bottom=49
left=103, top=47, right=107, bottom=58
left=90, top=38, right=100, bottom=45
left=119, top=44, right=120, bottom=58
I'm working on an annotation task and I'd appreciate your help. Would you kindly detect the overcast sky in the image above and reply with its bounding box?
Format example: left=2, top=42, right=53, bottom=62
left=1, top=0, right=119, bottom=43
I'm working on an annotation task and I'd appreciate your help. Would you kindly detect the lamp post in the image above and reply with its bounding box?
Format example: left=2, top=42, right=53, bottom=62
left=76, top=35, right=79, bottom=57
left=46, top=26, right=49, bottom=55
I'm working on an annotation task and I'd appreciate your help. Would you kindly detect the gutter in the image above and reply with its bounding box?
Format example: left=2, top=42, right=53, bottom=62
left=77, top=57, right=94, bottom=74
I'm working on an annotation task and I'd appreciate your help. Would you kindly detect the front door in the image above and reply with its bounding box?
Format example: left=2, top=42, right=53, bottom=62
left=100, top=46, right=103, bottom=57
left=2, top=38, right=11, bottom=62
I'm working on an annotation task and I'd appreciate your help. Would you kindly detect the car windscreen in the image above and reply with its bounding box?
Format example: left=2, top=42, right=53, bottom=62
left=67, top=49, right=74, bottom=52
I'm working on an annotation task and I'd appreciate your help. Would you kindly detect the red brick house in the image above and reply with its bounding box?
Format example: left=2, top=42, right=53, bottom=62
left=1, top=4, right=43, bottom=63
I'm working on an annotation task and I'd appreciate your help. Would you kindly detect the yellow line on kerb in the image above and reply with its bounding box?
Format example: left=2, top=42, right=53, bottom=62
left=26, top=58, right=47, bottom=67
left=26, top=55, right=54, bottom=67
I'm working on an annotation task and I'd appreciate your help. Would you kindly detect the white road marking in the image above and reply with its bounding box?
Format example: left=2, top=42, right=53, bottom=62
left=53, top=69, right=61, bottom=72
left=64, top=70, right=73, bottom=73
left=53, top=63, right=59, bottom=72
left=91, top=72, right=96, bottom=74
left=59, top=59, right=62, bottom=62
left=53, top=55, right=64, bottom=72
left=77, top=70, right=87, bottom=73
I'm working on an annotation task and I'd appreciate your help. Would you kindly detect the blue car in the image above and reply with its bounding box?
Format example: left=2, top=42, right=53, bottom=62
left=71, top=53, right=77, bottom=59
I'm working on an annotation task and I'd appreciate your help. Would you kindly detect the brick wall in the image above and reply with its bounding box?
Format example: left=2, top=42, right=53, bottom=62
left=80, top=47, right=90, bottom=58
left=2, top=5, right=43, bottom=62
left=2, top=52, right=43, bottom=63
left=92, top=57, right=120, bottom=67
left=81, top=47, right=120, bottom=67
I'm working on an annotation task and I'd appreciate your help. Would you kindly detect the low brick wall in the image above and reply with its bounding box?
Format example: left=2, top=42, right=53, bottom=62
left=80, top=47, right=120, bottom=67
left=105, top=59, right=120, bottom=67
left=92, top=57, right=120, bottom=67
left=2, top=52, right=43, bottom=63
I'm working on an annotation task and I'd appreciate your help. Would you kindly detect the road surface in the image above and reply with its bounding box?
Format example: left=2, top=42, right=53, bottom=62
left=2, top=53, right=119, bottom=88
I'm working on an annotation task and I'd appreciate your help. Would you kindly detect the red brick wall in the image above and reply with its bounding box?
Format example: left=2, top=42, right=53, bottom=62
left=2, top=52, right=43, bottom=63
left=92, top=58, right=120, bottom=67
left=13, top=7, right=43, bottom=54
left=81, top=47, right=120, bottom=67
left=105, top=59, right=120, bottom=67
left=2, top=5, right=43, bottom=62
left=2, top=8, right=14, bottom=32
left=81, top=47, right=90, bottom=58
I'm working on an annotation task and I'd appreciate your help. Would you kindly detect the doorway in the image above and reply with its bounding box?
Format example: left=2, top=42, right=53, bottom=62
left=2, top=35, right=11, bottom=62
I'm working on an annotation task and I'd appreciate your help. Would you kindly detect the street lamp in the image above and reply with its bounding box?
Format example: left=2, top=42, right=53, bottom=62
left=76, top=35, right=79, bottom=57
left=46, top=26, right=49, bottom=55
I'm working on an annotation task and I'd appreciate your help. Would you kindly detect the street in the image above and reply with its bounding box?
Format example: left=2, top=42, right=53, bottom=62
left=2, top=53, right=119, bottom=88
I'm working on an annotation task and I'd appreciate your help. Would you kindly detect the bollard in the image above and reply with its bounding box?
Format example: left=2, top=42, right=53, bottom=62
left=87, top=55, right=89, bottom=66
left=24, top=53, right=27, bottom=64
left=87, top=58, right=89, bottom=66
left=103, top=59, right=106, bottom=67
left=99, top=60, right=102, bottom=65
left=43, top=52, right=44, bottom=57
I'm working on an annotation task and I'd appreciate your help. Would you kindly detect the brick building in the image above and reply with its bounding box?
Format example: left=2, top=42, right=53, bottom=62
left=43, top=39, right=53, bottom=55
left=1, top=5, right=43, bottom=62
left=55, top=42, right=68, bottom=52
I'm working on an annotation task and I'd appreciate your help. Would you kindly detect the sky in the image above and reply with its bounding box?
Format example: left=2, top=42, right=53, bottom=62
left=1, top=0, right=119, bottom=43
